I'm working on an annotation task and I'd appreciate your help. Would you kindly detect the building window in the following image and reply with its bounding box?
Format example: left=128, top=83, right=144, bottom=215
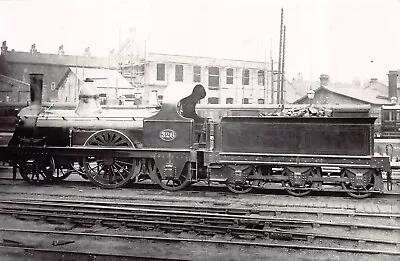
left=157, top=63, right=165, bottom=81
left=193, top=66, right=201, bottom=82
left=175, top=64, right=183, bottom=82
left=258, top=70, right=265, bottom=86
left=208, top=67, right=219, bottom=89
left=258, top=98, right=265, bottom=104
left=124, top=94, right=135, bottom=99
left=226, top=68, right=233, bottom=84
left=242, top=69, right=250, bottom=85
left=242, top=98, right=250, bottom=104
left=99, top=93, right=107, bottom=105
left=208, top=97, right=219, bottom=104
left=226, top=97, right=234, bottom=104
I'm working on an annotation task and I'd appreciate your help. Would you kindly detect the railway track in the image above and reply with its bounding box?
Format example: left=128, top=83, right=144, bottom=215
left=0, top=198, right=399, bottom=255
left=1, top=197, right=399, bottom=222
left=1, top=227, right=399, bottom=257
left=0, top=173, right=399, bottom=199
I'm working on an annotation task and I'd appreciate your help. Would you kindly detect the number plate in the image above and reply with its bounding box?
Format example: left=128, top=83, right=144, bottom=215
left=159, top=129, right=177, bottom=141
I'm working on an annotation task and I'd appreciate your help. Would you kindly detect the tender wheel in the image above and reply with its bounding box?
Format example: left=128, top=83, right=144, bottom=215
left=341, top=169, right=375, bottom=199
left=19, top=156, right=55, bottom=184
left=224, top=165, right=256, bottom=194
left=227, top=180, right=257, bottom=194
left=282, top=167, right=317, bottom=197
left=82, top=129, right=141, bottom=188
left=149, top=161, right=191, bottom=191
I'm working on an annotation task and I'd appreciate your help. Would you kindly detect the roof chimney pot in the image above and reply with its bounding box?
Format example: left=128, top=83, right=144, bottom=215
left=388, top=70, right=398, bottom=100
left=320, top=74, right=329, bottom=87
left=1, top=41, right=8, bottom=54
left=370, top=78, right=378, bottom=84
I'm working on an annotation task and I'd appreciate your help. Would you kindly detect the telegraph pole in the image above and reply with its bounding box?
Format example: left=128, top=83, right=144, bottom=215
left=280, top=25, right=286, bottom=104
left=270, top=58, right=274, bottom=104
left=277, top=8, right=284, bottom=104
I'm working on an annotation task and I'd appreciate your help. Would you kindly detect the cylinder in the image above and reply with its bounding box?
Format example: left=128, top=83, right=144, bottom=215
left=29, top=73, right=43, bottom=108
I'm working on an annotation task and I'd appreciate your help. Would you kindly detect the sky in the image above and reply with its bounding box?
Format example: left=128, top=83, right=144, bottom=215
left=2, top=0, right=400, bottom=84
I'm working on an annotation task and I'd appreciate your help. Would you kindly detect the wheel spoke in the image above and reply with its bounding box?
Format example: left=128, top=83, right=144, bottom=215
left=112, top=163, right=128, bottom=178
left=109, top=134, right=117, bottom=143
left=92, top=163, right=106, bottom=178
left=108, top=167, right=115, bottom=183
left=113, top=162, right=131, bottom=175
left=102, top=166, right=110, bottom=180
left=113, top=139, right=129, bottom=146
left=114, top=159, right=133, bottom=166
left=39, top=171, right=47, bottom=179
left=115, top=169, right=126, bottom=180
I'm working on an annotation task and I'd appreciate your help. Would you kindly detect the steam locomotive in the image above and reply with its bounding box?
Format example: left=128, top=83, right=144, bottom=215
left=4, top=74, right=391, bottom=198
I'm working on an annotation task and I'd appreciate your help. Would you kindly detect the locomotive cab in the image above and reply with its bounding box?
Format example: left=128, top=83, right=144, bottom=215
left=143, top=84, right=207, bottom=149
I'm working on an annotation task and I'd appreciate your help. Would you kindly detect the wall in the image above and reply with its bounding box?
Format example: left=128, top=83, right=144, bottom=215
left=0, top=76, right=29, bottom=102
left=7, top=62, right=67, bottom=102
left=144, top=57, right=270, bottom=105
left=58, top=72, right=79, bottom=103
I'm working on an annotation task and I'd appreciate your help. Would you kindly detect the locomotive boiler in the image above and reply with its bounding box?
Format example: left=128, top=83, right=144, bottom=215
left=8, top=74, right=157, bottom=187
left=6, top=73, right=391, bottom=198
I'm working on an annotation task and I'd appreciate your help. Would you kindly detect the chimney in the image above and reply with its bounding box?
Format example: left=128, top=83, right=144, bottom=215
left=320, top=74, right=329, bottom=87
left=388, top=70, right=398, bottom=100
left=84, top=47, right=91, bottom=57
left=1, top=41, right=8, bottom=54
left=370, top=78, right=378, bottom=84
left=58, top=45, right=65, bottom=55
left=30, top=43, right=38, bottom=54
left=29, top=73, right=43, bottom=108
left=75, top=78, right=102, bottom=115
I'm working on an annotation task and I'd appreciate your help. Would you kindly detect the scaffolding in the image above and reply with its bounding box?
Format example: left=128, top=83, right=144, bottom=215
left=115, top=28, right=146, bottom=89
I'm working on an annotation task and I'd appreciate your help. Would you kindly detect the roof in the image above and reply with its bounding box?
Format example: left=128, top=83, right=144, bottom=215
left=2, top=51, right=117, bottom=69
left=0, top=74, right=29, bottom=87
left=294, top=84, right=391, bottom=105
left=364, top=81, right=390, bottom=96
left=59, top=67, right=133, bottom=89
left=146, top=53, right=270, bottom=69
left=290, top=79, right=321, bottom=100
left=382, top=104, right=400, bottom=109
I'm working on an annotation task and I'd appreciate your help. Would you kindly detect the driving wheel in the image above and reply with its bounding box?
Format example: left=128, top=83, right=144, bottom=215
left=149, top=161, right=192, bottom=191
left=82, top=129, right=141, bottom=188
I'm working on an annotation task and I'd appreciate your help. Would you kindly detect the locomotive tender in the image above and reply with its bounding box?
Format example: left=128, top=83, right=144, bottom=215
left=6, top=74, right=391, bottom=198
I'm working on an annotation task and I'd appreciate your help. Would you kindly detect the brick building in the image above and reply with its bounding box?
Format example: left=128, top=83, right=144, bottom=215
left=0, top=74, right=29, bottom=102
left=1, top=41, right=117, bottom=102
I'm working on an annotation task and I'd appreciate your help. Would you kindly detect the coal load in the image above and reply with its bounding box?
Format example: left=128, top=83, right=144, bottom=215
left=260, top=105, right=333, bottom=117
